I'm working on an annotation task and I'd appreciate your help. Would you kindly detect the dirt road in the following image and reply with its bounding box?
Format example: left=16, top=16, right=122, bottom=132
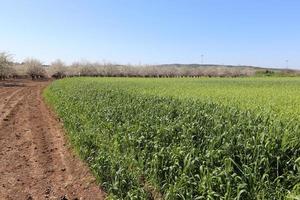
left=0, top=80, right=105, bottom=200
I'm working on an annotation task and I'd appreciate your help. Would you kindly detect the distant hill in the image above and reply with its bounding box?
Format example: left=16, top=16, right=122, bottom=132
left=156, top=63, right=259, bottom=68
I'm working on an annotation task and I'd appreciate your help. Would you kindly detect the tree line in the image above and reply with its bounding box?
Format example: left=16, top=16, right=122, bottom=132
left=2, top=52, right=290, bottom=80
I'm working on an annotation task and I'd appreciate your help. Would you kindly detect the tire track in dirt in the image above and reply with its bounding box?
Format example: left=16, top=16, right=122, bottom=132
left=0, top=80, right=105, bottom=200
left=0, top=90, right=13, bottom=97
left=0, top=88, right=25, bottom=123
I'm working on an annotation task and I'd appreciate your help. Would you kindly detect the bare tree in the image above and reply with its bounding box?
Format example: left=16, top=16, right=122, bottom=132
left=49, top=59, right=66, bottom=79
left=24, top=58, right=46, bottom=80
left=0, top=52, right=13, bottom=80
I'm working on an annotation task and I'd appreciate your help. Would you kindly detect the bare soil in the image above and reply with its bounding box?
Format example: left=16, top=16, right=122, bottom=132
left=0, top=79, right=105, bottom=200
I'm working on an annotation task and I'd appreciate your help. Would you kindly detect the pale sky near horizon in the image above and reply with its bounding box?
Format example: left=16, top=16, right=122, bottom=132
left=0, top=0, right=300, bottom=69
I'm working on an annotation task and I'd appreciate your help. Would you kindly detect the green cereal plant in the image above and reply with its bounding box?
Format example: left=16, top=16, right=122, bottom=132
left=44, top=77, right=300, bottom=199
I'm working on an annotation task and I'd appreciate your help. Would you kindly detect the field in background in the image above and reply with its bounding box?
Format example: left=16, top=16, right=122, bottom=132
left=80, top=77, right=300, bottom=121
left=44, top=77, right=300, bottom=199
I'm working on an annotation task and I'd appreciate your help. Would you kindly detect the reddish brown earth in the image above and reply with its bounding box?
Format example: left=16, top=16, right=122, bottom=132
left=0, top=79, right=105, bottom=200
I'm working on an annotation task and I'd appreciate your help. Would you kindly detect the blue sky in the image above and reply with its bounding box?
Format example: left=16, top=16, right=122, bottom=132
left=0, top=0, right=300, bottom=69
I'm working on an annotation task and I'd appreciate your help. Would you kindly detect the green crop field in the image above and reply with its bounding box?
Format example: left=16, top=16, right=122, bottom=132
left=44, top=77, right=300, bottom=199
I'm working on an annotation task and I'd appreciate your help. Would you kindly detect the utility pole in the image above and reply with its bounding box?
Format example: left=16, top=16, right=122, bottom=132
left=286, top=60, right=289, bottom=69
left=201, top=54, right=204, bottom=65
